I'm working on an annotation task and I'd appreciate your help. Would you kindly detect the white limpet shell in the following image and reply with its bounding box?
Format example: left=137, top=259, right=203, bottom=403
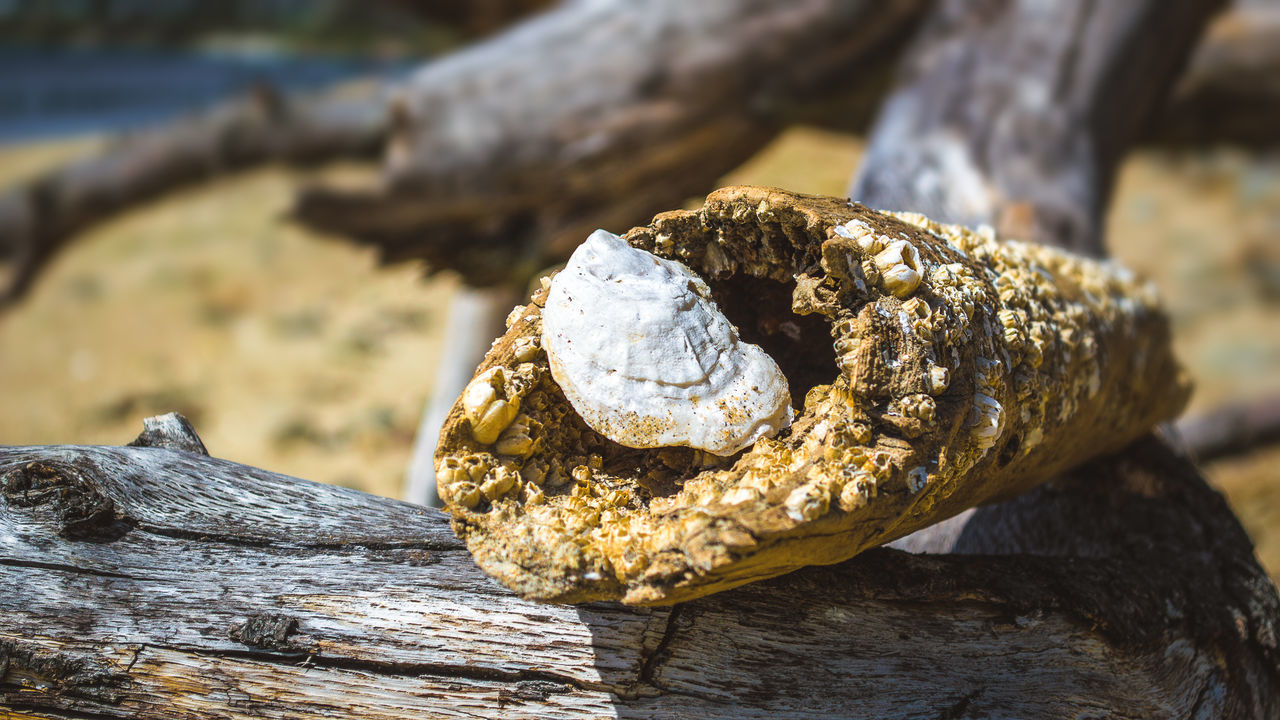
left=541, top=229, right=794, bottom=456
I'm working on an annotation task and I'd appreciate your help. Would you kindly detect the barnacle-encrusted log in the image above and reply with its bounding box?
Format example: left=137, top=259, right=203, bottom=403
left=434, top=185, right=1190, bottom=605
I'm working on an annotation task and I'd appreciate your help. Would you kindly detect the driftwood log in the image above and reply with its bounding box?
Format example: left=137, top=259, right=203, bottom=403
left=292, top=0, right=926, bottom=287
left=1, top=421, right=1278, bottom=719
left=4, top=0, right=1280, bottom=717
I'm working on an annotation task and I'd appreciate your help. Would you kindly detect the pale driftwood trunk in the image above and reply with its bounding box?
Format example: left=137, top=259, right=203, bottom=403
left=1, top=427, right=1277, bottom=718
left=5, top=0, right=1279, bottom=305
left=291, top=0, right=930, bottom=287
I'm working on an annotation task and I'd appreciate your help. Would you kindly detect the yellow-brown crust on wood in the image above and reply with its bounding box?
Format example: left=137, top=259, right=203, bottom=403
left=435, top=186, right=1190, bottom=605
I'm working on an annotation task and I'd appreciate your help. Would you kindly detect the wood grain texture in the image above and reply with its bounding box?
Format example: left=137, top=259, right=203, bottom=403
left=852, top=0, right=1228, bottom=256
left=1, top=436, right=1277, bottom=718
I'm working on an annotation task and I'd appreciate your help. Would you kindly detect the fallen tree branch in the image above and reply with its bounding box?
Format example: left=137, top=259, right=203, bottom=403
left=5, top=0, right=1277, bottom=305
left=0, top=81, right=391, bottom=306
left=292, top=0, right=927, bottom=286
left=1176, top=393, right=1280, bottom=463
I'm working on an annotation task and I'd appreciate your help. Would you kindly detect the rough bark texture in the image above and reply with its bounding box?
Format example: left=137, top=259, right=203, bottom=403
left=1, top=430, right=1278, bottom=718
left=292, top=0, right=927, bottom=287
left=0, top=82, right=390, bottom=306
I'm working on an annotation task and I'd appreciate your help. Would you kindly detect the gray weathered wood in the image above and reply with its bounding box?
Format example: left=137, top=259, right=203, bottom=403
left=293, top=0, right=927, bottom=287
left=852, top=0, right=1228, bottom=255
left=1, top=435, right=1277, bottom=718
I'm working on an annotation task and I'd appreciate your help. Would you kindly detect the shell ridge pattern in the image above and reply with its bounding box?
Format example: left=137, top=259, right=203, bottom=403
left=543, top=229, right=793, bottom=456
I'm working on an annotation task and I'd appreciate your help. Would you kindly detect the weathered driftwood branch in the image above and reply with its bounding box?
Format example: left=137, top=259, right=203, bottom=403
left=434, top=187, right=1190, bottom=605
left=851, top=0, right=1229, bottom=255
left=292, top=0, right=928, bottom=287
left=0, top=81, right=390, bottom=306
left=1155, top=1, right=1280, bottom=149
left=1, top=420, right=1278, bottom=718
left=1176, top=393, right=1280, bottom=463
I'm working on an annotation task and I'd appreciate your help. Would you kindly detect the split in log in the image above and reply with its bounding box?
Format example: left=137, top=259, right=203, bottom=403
left=1, top=420, right=1278, bottom=718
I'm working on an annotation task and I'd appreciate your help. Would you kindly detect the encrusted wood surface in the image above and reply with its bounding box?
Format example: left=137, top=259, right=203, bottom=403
left=1, top=432, right=1278, bottom=718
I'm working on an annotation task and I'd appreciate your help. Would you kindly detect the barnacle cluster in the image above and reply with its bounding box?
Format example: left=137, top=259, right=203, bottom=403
left=434, top=186, right=1189, bottom=605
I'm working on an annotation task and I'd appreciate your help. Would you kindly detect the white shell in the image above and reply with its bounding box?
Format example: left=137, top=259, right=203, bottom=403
left=542, top=229, right=793, bottom=456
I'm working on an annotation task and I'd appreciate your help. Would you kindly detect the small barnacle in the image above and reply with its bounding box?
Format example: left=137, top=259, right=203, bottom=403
left=462, top=367, right=520, bottom=445
left=784, top=482, right=830, bottom=522
left=967, top=392, right=1005, bottom=454
left=903, top=297, right=931, bottom=319
left=512, top=336, right=540, bottom=363
left=873, top=240, right=923, bottom=298
left=462, top=454, right=491, bottom=482
left=443, top=480, right=483, bottom=509
left=495, top=414, right=538, bottom=457
left=927, top=364, right=951, bottom=395
left=906, top=466, right=929, bottom=493
left=522, top=481, right=546, bottom=506
left=833, top=219, right=883, bottom=255
left=837, top=470, right=877, bottom=512
left=436, top=456, right=466, bottom=486
left=898, top=394, right=937, bottom=423
left=481, top=466, right=519, bottom=501
left=522, top=458, right=548, bottom=485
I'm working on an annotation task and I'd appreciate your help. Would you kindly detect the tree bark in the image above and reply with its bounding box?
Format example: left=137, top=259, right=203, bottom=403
left=2, top=428, right=1277, bottom=719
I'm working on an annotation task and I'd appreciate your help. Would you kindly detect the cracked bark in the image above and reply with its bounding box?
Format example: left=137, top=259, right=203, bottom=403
left=1, top=434, right=1277, bottom=718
